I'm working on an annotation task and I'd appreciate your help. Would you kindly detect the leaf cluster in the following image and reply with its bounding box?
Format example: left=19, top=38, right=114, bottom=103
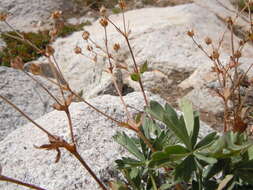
left=113, top=100, right=253, bottom=190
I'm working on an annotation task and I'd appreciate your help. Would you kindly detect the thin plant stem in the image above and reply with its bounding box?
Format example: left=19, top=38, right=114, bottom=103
left=71, top=151, right=107, bottom=190
left=0, top=95, right=55, bottom=140
left=0, top=175, right=46, bottom=190
left=103, top=26, right=132, bottom=120
left=65, top=108, right=76, bottom=146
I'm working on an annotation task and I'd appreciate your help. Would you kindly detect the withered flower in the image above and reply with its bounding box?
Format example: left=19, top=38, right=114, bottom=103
left=211, top=49, right=220, bottom=59
left=119, top=0, right=127, bottom=10
left=10, top=57, right=24, bottom=70
left=234, top=50, right=242, bottom=58
left=0, top=13, right=7, bottom=22
left=51, top=10, right=62, bottom=20
left=74, top=46, right=82, bottom=54
left=29, top=63, right=42, bottom=75
left=82, top=31, right=90, bottom=40
left=45, top=45, right=55, bottom=57
left=205, top=37, right=212, bottom=45
left=87, top=45, right=93, bottom=51
left=113, top=43, right=120, bottom=52
left=187, top=30, right=194, bottom=37
left=99, top=18, right=108, bottom=27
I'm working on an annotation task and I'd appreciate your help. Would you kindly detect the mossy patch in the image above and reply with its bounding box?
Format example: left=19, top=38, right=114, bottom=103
left=237, top=0, right=253, bottom=12
left=0, top=21, right=91, bottom=67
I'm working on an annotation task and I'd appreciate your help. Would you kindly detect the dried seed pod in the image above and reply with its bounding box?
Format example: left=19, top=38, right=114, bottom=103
left=234, top=50, right=242, bottom=58
left=74, top=46, right=82, bottom=54
left=29, top=63, right=42, bottom=75
left=10, top=57, right=24, bottom=70
left=45, top=45, right=55, bottom=57
left=212, top=49, right=220, bottom=59
left=187, top=30, right=194, bottom=37
left=87, top=45, right=93, bottom=51
left=226, top=16, right=233, bottom=25
left=205, top=37, right=212, bottom=45
left=51, top=10, right=62, bottom=20
left=82, top=31, right=90, bottom=40
left=113, top=43, right=120, bottom=52
left=119, top=0, right=127, bottom=10
left=0, top=13, right=7, bottom=21
left=99, top=18, right=108, bottom=27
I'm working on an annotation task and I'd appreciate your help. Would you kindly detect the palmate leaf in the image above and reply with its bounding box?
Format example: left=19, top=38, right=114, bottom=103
left=195, top=132, right=217, bottom=150
left=109, top=181, right=128, bottom=190
left=115, top=157, right=146, bottom=169
left=234, top=160, right=253, bottom=184
left=179, top=98, right=194, bottom=137
left=175, top=155, right=196, bottom=182
left=146, top=101, right=164, bottom=121
left=149, top=145, right=189, bottom=168
left=113, top=132, right=145, bottom=161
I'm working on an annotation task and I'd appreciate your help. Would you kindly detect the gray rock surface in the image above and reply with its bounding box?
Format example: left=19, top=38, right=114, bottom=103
left=0, top=67, right=60, bottom=141
left=0, top=0, right=75, bottom=32
left=0, top=92, right=213, bottom=190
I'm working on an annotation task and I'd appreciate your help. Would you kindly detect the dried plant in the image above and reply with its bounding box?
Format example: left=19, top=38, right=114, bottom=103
left=188, top=0, right=253, bottom=133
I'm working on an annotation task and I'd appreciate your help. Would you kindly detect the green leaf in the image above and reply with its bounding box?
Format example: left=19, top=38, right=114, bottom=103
left=234, top=160, right=253, bottom=184
left=115, top=157, right=145, bottom=168
left=217, top=175, right=234, bottom=190
left=175, top=155, right=196, bottom=182
left=113, top=132, right=145, bottom=161
left=109, top=181, right=128, bottom=190
left=195, top=132, right=217, bottom=149
left=131, top=73, right=140, bottom=81
left=140, top=61, right=148, bottom=74
left=194, top=153, right=217, bottom=164
left=203, top=159, right=227, bottom=180
left=248, top=145, right=253, bottom=160
left=146, top=101, right=165, bottom=121
left=179, top=98, right=194, bottom=136
left=163, top=114, right=191, bottom=149
left=191, top=111, right=200, bottom=148
left=149, top=145, right=189, bottom=168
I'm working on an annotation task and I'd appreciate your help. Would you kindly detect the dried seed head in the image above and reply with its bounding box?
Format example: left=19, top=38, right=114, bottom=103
left=0, top=12, right=7, bottom=22
left=187, top=30, right=194, bottom=37
left=212, top=49, right=220, bottom=59
left=87, top=45, right=93, bottom=51
left=93, top=55, right=97, bottom=63
left=82, top=31, right=90, bottom=40
left=29, top=63, right=42, bottom=75
left=99, top=18, right=108, bottom=27
left=226, top=16, right=233, bottom=25
left=205, top=37, right=212, bottom=45
left=74, top=46, right=82, bottom=54
left=51, top=10, right=62, bottom=20
left=10, top=57, right=24, bottom=70
left=239, top=40, right=245, bottom=46
left=49, top=28, right=58, bottom=40
left=113, top=43, right=120, bottom=52
left=234, top=50, right=242, bottom=58
left=100, top=6, right=107, bottom=16
left=119, top=0, right=127, bottom=10
left=45, top=45, right=55, bottom=57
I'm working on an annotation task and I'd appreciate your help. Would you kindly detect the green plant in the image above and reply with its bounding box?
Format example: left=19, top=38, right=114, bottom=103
left=113, top=99, right=253, bottom=189
left=0, top=21, right=91, bottom=67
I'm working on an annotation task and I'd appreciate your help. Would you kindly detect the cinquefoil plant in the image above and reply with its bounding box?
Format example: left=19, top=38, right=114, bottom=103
left=113, top=99, right=253, bottom=190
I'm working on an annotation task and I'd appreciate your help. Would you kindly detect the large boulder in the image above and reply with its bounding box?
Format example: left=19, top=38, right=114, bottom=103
left=0, top=92, right=214, bottom=190
left=44, top=2, right=253, bottom=112
left=0, top=0, right=75, bottom=32
left=0, top=67, right=60, bottom=141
